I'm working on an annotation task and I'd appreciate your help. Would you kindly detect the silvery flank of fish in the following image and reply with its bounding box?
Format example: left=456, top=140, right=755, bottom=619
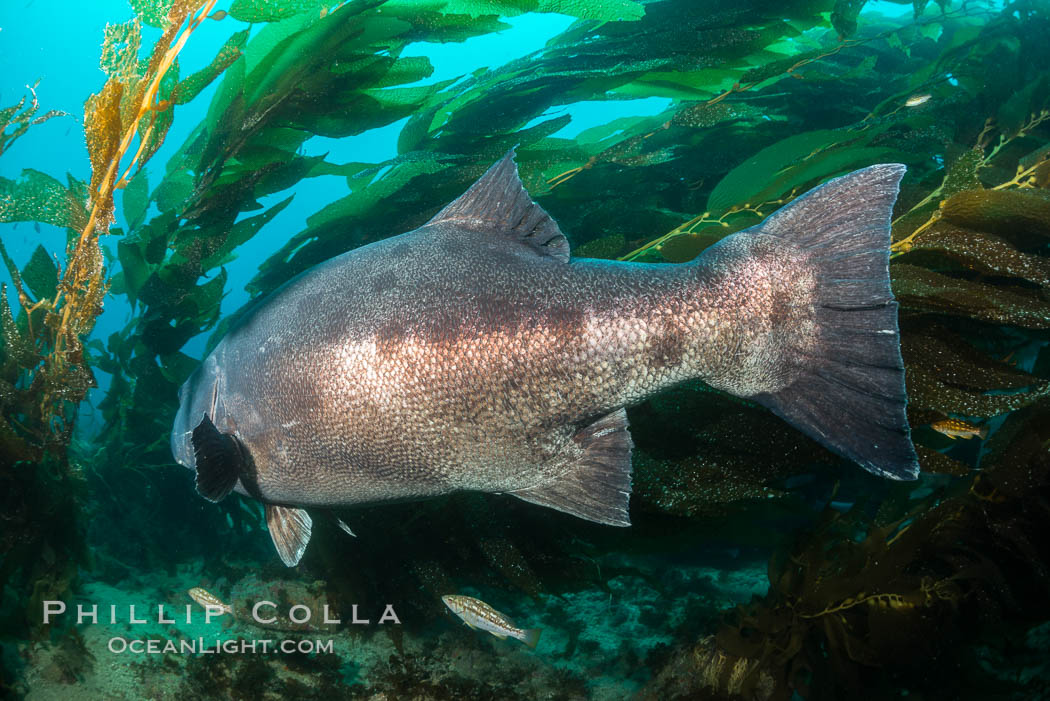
left=442, top=595, right=542, bottom=649
left=171, top=149, right=919, bottom=566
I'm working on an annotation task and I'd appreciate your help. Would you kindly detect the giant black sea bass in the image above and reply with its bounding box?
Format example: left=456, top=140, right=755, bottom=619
left=171, top=151, right=919, bottom=566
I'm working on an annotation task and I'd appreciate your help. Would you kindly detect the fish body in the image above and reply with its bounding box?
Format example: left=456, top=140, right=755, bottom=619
left=188, top=587, right=233, bottom=616
left=931, top=418, right=988, bottom=440
left=442, top=594, right=542, bottom=648
left=172, top=151, right=918, bottom=566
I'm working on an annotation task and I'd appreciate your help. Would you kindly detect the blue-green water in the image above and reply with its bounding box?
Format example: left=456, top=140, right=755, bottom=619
left=1, top=1, right=1049, bottom=699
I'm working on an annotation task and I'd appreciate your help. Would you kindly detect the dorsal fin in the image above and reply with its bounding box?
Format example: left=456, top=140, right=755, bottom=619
left=426, top=149, right=571, bottom=262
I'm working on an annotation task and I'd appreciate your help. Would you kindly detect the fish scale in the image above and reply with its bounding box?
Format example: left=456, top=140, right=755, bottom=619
left=172, top=150, right=919, bottom=567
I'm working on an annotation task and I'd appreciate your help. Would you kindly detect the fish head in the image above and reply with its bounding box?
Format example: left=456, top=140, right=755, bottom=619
left=171, top=353, right=223, bottom=471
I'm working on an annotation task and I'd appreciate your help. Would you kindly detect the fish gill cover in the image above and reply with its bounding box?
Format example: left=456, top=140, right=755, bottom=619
left=0, top=0, right=1049, bottom=699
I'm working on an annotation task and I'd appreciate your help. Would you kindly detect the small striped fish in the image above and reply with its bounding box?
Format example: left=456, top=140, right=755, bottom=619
left=931, top=418, right=988, bottom=440
left=188, top=587, right=233, bottom=616
left=442, top=595, right=542, bottom=649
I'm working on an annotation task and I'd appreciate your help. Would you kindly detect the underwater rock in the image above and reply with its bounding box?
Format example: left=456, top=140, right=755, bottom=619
left=219, top=574, right=400, bottom=633
left=639, top=634, right=776, bottom=701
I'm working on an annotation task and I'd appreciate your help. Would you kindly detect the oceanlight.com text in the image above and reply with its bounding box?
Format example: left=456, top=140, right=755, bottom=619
left=107, top=637, right=335, bottom=655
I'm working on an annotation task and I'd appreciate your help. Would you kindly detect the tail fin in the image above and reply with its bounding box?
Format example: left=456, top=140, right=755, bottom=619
left=520, top=627, right=542, bottom=649
left=750, top=164, right=919, bottom=480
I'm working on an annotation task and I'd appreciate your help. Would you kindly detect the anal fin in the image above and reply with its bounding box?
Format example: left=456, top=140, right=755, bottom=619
left=266, top=504, right=313, bottom=567
left=509, top=408, right=633, bottom=527
left=191, top=414, right=246, bottom=502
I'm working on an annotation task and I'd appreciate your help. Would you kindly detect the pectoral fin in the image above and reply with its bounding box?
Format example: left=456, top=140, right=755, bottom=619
left=266, top=504, right=313, bottom=567
left=509, top=408, right=633, bottom=527
left=191, top=414, right=247, bottom=502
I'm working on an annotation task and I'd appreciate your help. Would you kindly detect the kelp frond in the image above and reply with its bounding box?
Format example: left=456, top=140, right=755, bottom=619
left=0, top=82, right=68, bottom=157
left=0, top=0, right=234, bottom=640
left=9, top=0, right=222, bottom=449
left=892, top=107, right=1050, bottom=255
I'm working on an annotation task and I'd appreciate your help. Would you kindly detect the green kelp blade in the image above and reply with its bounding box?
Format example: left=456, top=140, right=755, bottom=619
left=20, top=246, right=59, bottom=302
left=0, top=169, right=90, bottom=231
left=228, top=0, right=321, bottom=23
left=383, top=0, right=644, bottom=21
left=175, top=30, right=250, bottom=105
left=122, top=171, right=150, bottom=231
left=706, top=130, right=849, bottom=213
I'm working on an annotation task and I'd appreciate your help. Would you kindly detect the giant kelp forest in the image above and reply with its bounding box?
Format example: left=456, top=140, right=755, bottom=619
left=1, top=0, right=1050, bottom=698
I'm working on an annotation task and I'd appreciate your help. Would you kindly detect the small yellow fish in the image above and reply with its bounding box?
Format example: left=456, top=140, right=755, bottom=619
left=188, top=587, right=233, bottom=616
left=442, top=595, right=542, bottom=649
left=931, top=418, right=988, bottom=440
left=905, top=93, right=932, bottom=107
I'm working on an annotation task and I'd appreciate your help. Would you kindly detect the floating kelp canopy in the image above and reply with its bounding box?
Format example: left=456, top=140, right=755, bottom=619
left=1, top=0, right=1049, bottom=697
